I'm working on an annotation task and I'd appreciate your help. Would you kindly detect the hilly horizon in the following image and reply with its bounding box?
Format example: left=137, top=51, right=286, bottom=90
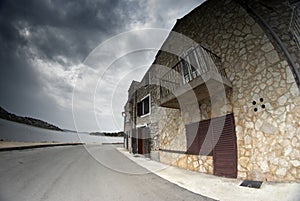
left=0, top=106, right=63, bottom=131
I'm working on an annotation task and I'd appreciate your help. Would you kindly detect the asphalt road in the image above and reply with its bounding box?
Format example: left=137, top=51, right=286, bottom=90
left=0, top=145, right=214, bottom=201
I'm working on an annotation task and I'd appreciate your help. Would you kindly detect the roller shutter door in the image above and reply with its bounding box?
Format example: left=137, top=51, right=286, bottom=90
left=185, top=113, right=237, bottom=178
left=212, top=114, right=237, bottom=178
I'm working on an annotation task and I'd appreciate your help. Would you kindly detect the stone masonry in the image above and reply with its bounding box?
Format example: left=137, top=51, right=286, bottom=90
left=124, top=0, right=300, bottom=182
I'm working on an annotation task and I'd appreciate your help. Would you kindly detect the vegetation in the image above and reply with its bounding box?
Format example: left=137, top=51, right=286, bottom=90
left=0, top=106, right=63, bottom=131
left=90, top=131, right=124, bottom=137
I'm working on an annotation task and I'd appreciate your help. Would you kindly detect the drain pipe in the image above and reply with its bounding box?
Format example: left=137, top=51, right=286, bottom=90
left=236, top=0, right=300, bottom=91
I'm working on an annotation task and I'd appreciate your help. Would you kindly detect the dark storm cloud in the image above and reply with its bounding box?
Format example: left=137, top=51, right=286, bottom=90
left=0, top=0, right=145, bottom=128
left=0, top=0, right=202, bottom=131
left=0, top=0, right=143, bottom=63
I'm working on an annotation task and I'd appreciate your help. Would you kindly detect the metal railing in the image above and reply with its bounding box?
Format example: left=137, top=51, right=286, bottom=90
left=160, top=45, right=226, bottom=99
left=290, top=6, right=300, bottom=50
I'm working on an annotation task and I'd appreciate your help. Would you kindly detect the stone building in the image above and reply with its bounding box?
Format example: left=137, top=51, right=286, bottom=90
left=123, top=0, right=300, bottom=181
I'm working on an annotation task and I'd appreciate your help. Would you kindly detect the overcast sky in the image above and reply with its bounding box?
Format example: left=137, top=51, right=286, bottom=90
left=0, top=0, right=204, bottom=132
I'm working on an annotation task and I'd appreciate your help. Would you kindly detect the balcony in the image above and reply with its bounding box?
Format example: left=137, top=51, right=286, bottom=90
left=289, top=5, right=300, bottom=50
left=159, top=45, right=232, bottom=109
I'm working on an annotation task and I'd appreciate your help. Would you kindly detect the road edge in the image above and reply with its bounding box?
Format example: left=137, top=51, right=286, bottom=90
left=0, top=143, right=86, bottom=152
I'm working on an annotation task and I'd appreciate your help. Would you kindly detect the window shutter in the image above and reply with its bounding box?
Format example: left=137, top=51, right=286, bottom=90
left=186, top=121, right=200, bottom=154
left=198, top=119, right=213, bottom=156
left=186, top=118, right=213, bottom=156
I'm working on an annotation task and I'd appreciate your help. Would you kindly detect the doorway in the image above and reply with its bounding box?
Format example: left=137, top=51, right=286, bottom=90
left=137, top=126, right=151, bottom=155
left=212, top=114, right=237, bottom=178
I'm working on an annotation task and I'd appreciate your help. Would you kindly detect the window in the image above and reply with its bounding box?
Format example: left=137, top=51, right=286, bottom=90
left=179, top=54, right=191, bottom=83
left=187, top=48, right=199, bottom=79
left=179, top=47, right=201, bottom=84
left=144, top=72, right=150, bottom=86
left=137, top=95, right=150, bottom=117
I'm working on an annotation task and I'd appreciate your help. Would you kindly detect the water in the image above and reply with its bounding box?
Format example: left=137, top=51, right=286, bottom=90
left=0, top=118, right=123, bottom=144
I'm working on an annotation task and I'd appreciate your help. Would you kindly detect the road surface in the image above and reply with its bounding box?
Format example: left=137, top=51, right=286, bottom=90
left=0, top=145, right=214, bottom=201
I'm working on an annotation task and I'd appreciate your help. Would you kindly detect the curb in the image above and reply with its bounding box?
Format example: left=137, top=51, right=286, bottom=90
left=116, top=148, right=300, bottom=201
left=0, top=143, right=86, bottom=152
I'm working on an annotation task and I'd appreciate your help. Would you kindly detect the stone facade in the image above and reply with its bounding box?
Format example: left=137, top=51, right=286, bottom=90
left=123, top=81, right=139, bottom=153
left=124, top=0, right=300, bottom=182
left=124, top=67, right=164, bottom=160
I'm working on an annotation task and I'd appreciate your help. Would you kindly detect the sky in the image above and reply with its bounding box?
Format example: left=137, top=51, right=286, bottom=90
left=0, top=0, right=204, bottom=132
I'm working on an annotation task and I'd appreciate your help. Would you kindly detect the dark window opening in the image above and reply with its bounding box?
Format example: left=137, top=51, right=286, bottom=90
left=143, top=96, right=149, bottom=114
left=144, top=73, right=150, bottom=86
left=187, top=48, right=199, bottom=79
left=137, top=96, right=150, bottom=117
left=179, top=47, right=203, bottom=84
left=137, top=102, right=143, bottom=116
left=180, top=58, right=191, bottom=83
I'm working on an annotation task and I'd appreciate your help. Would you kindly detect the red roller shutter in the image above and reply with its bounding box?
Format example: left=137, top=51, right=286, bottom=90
left=185, top=113, right=237, bottom=178
left=186, top=119, right=213, bottom=156
left=212, top=114, right=237, bottom=178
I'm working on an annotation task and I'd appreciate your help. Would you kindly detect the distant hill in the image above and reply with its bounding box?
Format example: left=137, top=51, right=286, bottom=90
left=90, top=131, right=124, bottom=137
left=63, top=129, right=78, bottom=133
left=0, top=107, right=63, bottom=131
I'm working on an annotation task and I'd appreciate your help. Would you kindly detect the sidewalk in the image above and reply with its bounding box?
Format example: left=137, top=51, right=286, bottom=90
left=0, top=141, right=85, bottom=151
left=117, top=147, right=300, bottom=201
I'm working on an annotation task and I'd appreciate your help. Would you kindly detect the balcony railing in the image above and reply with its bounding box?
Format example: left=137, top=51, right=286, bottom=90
left=160, top=45, right=227, bottom=100
left=289, top=6, right=300, bottom=50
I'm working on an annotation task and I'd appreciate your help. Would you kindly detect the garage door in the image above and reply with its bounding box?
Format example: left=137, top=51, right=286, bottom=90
left=185, top=113, right=237, bottom=178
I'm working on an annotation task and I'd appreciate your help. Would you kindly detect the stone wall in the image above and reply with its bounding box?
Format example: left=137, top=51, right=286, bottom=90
left=248, top=0, right=300, bottom=87
left=124, top=0, right=299, bottom=181
left=134, top=67, right=164, bottom=159
left=124, top=81, right=140, bottom=153
left=160, top=152, right=213, bottom=174
left=123, top=101, right=131, bottom=151
left=159, top=108, right=186, bottom=151
left=153, top=0, right=300, bottom=181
